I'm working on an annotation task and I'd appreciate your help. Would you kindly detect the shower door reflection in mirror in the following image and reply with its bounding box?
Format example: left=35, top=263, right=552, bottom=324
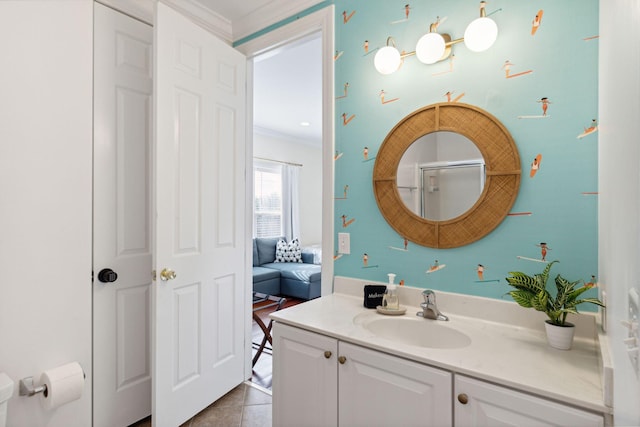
left=397, top=131, right=485, bottom=221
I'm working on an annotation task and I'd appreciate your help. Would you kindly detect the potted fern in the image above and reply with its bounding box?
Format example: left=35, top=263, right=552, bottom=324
left=505, top=260, right=604, bottom=350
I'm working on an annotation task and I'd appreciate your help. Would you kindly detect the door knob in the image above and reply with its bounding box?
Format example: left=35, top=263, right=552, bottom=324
left=338, top=356, right=347, bottom=364
left=97, top=268, right=118, bottom=283
left=324, top=351, right=332, bottom=359
left=457, top=393, right=469, bottom=404
left=160, top=268, right=177, bottom=281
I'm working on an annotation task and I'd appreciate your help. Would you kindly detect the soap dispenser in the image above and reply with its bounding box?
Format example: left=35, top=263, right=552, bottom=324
left=382, top=274, right=399, bottom=310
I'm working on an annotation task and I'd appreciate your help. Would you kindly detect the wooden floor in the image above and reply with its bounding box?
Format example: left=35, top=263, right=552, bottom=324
left=250, top=296, right=304, bottom=390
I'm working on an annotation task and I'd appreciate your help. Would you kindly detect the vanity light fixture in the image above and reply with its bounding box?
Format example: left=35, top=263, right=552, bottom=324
left=374, top=1, right=498, bottom=74
left=463, top=2, right=499, bottom=52
left=373, top=38, right=402, bottom=75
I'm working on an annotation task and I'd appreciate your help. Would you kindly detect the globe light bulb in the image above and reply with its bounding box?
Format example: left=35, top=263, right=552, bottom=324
left=374, top=46, right=402, bottom=75
left=415, top=32, right=446, bottom=64
left=464, top=17, right=498, bottom=52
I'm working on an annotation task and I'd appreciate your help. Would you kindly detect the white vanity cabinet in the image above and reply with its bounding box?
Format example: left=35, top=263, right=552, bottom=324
left=454, top=375, right=604, bottom=427
left=338, top=340, right=452, bottom=426
left=273, top=322, right=605, bottom=427
left=272, top=323, right=338, bottom=427
left=272, top=323, right=452, bottom=427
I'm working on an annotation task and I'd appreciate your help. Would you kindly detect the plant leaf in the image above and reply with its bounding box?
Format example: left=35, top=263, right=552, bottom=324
left=506, top=272, right=537, bottom=287
left=547, top=310, right=562, bottom=324
left=508, top=290, right=535, bottom=308
left=565, top=285, right=591, bottom=304
left=506, top=275, right=542, bottom=295
left=532, top=290, right=549, bottom=312
left=560, top=307, right=579, bottom=315
left=540, top=260, right=559, bottom=287
left=575, top=298, right=605, bottom=308
left=554, top=275, right=577, bottom=309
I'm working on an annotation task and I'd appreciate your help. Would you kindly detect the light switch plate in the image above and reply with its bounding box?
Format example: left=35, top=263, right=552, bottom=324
left=338, top=232, right=350, bottom=254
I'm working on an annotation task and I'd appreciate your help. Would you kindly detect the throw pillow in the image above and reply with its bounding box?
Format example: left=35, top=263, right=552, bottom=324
left=275, top=238, right=303, bottom=263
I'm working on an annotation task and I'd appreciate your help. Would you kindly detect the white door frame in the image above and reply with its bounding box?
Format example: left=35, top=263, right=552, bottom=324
left=236, top=6, right=334, bottom=380
left=237, top=8, right=334, bottom=377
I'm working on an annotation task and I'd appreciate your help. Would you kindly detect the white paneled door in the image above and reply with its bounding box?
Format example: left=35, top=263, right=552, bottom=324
left=153, top=3, right=247, bottom=426
left=93, top=4, right=153, bottom=427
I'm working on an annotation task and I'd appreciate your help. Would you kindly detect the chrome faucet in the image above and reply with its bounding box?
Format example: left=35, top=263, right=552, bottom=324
left=416, top=290, right=449, bottom=321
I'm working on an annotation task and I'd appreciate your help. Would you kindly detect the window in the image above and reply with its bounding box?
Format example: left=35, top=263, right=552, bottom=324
left=254, top=162, right=283, bottom=238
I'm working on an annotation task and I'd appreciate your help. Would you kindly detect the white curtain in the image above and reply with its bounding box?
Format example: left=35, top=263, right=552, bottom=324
left=282, top=164, right=301, bottom=241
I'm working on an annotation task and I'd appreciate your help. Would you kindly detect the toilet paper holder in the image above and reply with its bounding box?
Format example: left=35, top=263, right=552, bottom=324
left=19, top=366, right=86, bottom=398
left=18, top=377, right=47, bottom=397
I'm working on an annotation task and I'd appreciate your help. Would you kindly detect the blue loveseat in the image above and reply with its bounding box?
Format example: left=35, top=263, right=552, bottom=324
left=252, top=237, right=321, bottom=300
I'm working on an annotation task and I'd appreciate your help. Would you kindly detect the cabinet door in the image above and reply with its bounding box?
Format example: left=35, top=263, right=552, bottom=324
left=455, top=375, right=603, bottom=427
left=272, top=323, right=339, bottom=427
left=338, top=342, right=452, bottom=427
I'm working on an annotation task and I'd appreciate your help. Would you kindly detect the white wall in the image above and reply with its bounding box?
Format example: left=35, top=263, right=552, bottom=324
left=253, top=130, right=323, bottom=245
left=599, top=1, right=640, bottom=425
left=0, top=2, right=93, bottom=426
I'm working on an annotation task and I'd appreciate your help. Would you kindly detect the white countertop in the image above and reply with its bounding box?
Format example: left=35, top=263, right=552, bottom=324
left=270, top=283, right=611, bottom=415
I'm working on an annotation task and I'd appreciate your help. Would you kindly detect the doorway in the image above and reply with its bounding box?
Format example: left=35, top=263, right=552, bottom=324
left=250, top=31, right=322, bottom=392
left=237, top=5, right=335, bottom=389
left=237, top=3, right=335, bottom=303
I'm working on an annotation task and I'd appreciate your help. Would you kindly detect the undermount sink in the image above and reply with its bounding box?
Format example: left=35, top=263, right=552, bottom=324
left=354, top=313, right=472, bottom=349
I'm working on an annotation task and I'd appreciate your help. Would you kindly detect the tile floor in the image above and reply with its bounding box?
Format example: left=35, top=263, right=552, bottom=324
left=130, top=382, right=272, bottom=427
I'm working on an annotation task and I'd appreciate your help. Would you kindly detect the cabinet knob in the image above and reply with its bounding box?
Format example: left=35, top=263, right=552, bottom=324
left=324, top=351, right=332, bottom=359
left=338, top=356, right=347, bottom=364
left=457, top=393, right=469, bottom=405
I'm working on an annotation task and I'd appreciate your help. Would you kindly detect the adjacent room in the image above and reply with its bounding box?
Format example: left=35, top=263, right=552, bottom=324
left=250, top=33, right=323, bottom=389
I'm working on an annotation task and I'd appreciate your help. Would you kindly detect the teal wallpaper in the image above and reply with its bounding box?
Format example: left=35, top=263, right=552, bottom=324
left=333, top=0, right=599, bottom=307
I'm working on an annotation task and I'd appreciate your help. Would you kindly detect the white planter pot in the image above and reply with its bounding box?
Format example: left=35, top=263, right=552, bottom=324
left=544, top=321, right=575, bottom=350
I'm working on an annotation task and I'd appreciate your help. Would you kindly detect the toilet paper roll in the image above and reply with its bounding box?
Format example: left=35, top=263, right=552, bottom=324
left=40, top=362, right=84, bottom=410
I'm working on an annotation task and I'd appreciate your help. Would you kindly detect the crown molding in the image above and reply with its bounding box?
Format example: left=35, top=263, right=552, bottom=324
left=232, top=0, right=323, bottom=43
left=98, top=0, right=233, bottom=43
left=160, top=0, right=232, bottom=44
left=97, top=1, right=326, bottom=46
left=98, top=1, right=325, bottom=46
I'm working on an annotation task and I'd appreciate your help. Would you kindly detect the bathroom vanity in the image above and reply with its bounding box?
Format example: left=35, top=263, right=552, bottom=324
left=270, top=283, right=612, bottom=427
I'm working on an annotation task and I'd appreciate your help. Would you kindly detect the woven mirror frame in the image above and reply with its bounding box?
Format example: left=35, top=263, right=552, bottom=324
left=373, top=103, right=521, bottom=248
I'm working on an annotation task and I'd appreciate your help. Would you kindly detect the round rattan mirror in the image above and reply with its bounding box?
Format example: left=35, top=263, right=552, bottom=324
left=373, top=103, right=521, bottom=248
